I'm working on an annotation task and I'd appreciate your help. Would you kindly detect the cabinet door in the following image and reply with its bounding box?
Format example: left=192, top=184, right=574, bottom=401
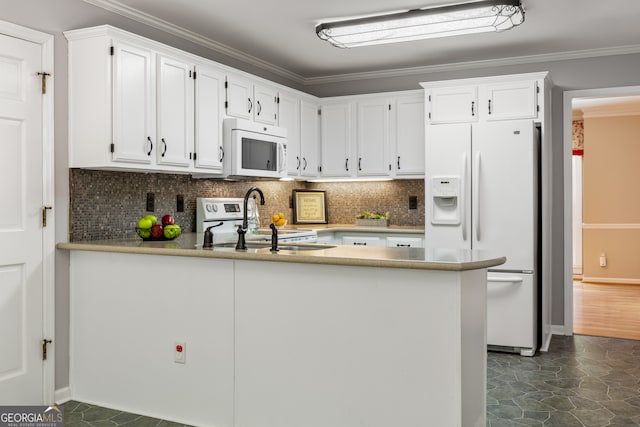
left=321, top=103, right=353, bottom=178
left=386, top=236, right=424, bottom=248
left=226, top=74, right=253, bottom=119
left=300, top=100, right=319, bottom=178
left=357, top=99, right=390, bottom=176
left=483, top=80, right=538, bottom=121
left=156, top=54, right=193, bottom=167
left=112, top=41, right=155, bottom=164
left=394, top=95, right=425, bottom=176
left=342, top=236, right=382, bottom=246
left=194, top=63, right=225, bottom=171
left=427, top=86, right=478, bottom=124
left=278, top=91, right=301, bottom=176
left=254, top=84, right=278, bottom=125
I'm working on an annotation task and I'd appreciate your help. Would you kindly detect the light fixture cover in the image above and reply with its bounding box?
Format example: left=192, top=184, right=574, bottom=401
left=316, top=0, right=525, bottom=48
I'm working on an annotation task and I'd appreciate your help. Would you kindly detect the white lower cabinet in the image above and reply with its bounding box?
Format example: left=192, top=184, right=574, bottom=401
left=342, top=235, right=383, bottom=246
left=386, top=236, right=424, bottom=248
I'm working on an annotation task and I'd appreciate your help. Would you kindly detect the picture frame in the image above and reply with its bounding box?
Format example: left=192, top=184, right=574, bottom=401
left=292, top=190, right=328, bottom=224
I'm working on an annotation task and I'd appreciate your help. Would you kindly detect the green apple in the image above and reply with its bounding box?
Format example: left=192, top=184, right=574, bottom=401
left=137, top=217, right=153, bottom=229
left=138, top=228, right=151, bottom=239
left=143, top=215, right=157, bottom=225
left=163, top=224, right=181, bottom=239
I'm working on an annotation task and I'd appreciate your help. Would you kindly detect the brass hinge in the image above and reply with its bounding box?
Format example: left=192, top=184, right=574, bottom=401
left=36, top=72, right=51, bottom=95
left=42, top=206, right=52, bottom=227
left=42, top=339, right=52, bottom=361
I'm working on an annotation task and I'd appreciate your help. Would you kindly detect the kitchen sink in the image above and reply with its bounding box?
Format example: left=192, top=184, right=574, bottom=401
left=211, top=242, right=335, bottom=251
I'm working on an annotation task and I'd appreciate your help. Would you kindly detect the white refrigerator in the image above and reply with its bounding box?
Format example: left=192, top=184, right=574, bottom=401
left=425, top=120, right=539, bottom=356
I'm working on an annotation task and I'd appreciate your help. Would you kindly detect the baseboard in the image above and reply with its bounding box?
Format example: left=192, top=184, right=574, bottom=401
left=54, top=387, right=71, bottom=404
left=551, top=324, right=567, bottom=336
left=582, top=276, right=640, bottom=285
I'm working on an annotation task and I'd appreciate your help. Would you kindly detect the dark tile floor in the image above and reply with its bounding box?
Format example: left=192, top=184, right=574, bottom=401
left=61, top=335, right=640, bottom=427
left=488, top=335, right=640, bottom=426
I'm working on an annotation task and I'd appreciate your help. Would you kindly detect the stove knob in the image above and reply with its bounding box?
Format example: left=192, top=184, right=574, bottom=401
left=212, top=204, right=218, bottom=212
left=205, top=204, right=213, bottom=213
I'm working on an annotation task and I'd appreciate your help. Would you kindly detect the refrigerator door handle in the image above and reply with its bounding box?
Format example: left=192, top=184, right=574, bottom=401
left=487, top=276, right=524, bottom=284
left=461, top=152, right=468, bottom=241
left=474, top=151, right=481, bottom=241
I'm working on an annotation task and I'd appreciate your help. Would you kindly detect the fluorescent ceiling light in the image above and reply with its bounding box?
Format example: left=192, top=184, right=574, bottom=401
left=316, top=0, right=525, bottom=48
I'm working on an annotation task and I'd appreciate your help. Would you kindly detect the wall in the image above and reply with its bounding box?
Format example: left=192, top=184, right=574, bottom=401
left=3, top=0, right=640, bottom=392
left=582, top=110, right=640, bottom=283
left=69, top=169, right=425, bottom=241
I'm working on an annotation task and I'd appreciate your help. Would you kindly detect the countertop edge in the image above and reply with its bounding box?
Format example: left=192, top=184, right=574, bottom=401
left=57, top=241, right=505, bottom=272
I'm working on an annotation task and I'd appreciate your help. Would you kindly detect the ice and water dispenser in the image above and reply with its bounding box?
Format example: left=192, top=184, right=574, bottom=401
left=430, top=177, right=460, bottom=225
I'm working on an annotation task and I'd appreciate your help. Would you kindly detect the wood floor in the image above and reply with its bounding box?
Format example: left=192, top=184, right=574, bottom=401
left=573, top=281, right=640, bottom=340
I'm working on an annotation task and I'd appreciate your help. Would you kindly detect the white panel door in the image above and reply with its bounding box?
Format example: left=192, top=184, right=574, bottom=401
left=278, top=91, right=301, bottom=176
left=472, top=120, right=536, bottom=271
left=112, top=41, right=155, bottom=164
left=225, top=74, right=252, bottom=120
left=357, top=99, right=389, bottom=176
left=253, top=83, right=277, bottom=125
left=424, top=123, right=471, bottom=250
left=156, top=54, right=193, bottom=168
left=0, top=33, right=44, bottom=403
left=394, top=95, right=425, bottom=176
left=320, top=103, right=353, bottom=177
left=194, top=63, right=225, bottom=171
left=427, top=86, right=478, bottom=124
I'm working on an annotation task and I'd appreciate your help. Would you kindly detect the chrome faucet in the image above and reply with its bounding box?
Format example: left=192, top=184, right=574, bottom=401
left=236, top=186, right=265, bottom=250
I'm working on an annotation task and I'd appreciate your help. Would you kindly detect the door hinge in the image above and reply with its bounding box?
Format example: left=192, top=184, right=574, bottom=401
left=110, top=143, right=115, bottom=153
left=276, top=96, right=280, bottom=104
left=193, top=152, right=197, bottom=161
left=428, top=112, right=432, bottom=119
left=225, top=101, right=228, bottom=109
left=318, top=165, right=322, bottom=172
left=428, top=94, right=431, bottom=102
left=537, top=105, right=540, bottom=112
left=193, top=70, right=197, bottom=80
left=36, top=72, right=51, bottom=95
left=318, top=109, right=321, bottom=116
left=42, top=206, right=52, bottom=228
left=110, top=46, right=114, bottom=56
left=388, top=104, right=391, bottom=110
left=41, top=339, right=52, bottom=361
left=224, top=80, right=228, bottom=89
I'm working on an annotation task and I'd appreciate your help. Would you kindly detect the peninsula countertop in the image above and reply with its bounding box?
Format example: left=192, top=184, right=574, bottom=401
left=58, top=232, right=505, bottom=272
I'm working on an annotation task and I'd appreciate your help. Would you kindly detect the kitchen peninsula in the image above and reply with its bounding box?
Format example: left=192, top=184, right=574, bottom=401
left=59, top=234, right=504, bottom=427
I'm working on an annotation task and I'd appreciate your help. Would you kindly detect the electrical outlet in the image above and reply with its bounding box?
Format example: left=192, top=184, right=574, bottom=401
left=599, top=253, right=607, bottom=267
left=174, top=342, right=186, bottom=364
left=176, top=194, right=184, bottom=212
left=146, top=192, right=155, bottom=212
left=409, top=195, right=418, bottom=210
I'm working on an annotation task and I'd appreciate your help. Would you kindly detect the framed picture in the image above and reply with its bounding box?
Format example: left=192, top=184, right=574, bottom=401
left=292, top=190, right=328, bottom=224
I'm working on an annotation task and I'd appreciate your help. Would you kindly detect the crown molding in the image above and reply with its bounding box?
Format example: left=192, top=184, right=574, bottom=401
left=581, top=101, right=640, bottom=118
left=81, top=0, right=640, bottom=87
left=303, top=44, right=640, bottom=85
left=81, top=0, right=306, bottom=84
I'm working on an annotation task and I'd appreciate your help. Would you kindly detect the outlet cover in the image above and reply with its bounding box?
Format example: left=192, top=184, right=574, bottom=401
left=146, top=192, right=155, bottom=212
left=409, top=196, right=418, bottom=210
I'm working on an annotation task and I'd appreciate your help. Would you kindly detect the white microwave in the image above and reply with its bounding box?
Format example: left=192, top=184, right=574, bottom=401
left=223, top=118, right=287, bottom=178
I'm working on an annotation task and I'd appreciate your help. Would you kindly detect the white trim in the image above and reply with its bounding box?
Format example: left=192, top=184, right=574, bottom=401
left=563, top=85, right=640, bottom=338
left=582, top=223, right=640, bottom=229
left=54, top=387, right=71, bottom=404
left=79, top=0, right=640, bottom=86
left=582, top=277, right=640, bottom=285
left=0, top=19, right=55, bottom=405
left=551, top=325, right=567, bottom=336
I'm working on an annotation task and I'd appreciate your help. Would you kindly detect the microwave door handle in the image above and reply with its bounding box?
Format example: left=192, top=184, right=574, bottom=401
left=278, top=143, right=286, bottom=173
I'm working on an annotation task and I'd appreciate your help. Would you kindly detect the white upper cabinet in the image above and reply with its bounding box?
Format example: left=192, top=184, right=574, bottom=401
left=320, top=102, right=354, bottom=178
left=225, top=74, right=278, bottom=125
left=111, top=40, right=156, bottom=165
left=357, top=98, right=390, bottom=176
left=482, top=80, right=538, bottom=121
left=156, top=53, right=194, bottom=168
left=426, top=85, right=478, bottom=124
left=66, top=25, right=227, bottom=175
left=300, top=100, right=320, bottom=178
left=278, top=90, right=302, bottom=176
left=424, top=74, right=544, bottom=124
left=194, top=62, right=225, bottom=172
left=393, top=95, right=425, bottom=177
left=254, top=83, right=278, bottom=125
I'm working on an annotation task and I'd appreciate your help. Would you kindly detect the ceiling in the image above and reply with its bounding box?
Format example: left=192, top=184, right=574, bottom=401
left=83, top=0, right=640, bottom=85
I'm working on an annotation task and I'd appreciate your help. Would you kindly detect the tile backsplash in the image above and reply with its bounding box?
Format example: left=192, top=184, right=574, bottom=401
left=69, top=169, right=424, bottom=241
